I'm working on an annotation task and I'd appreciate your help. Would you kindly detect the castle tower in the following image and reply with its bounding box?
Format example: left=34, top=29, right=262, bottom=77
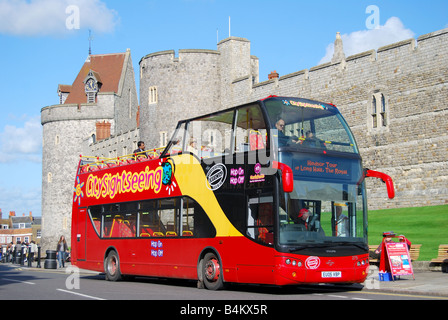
left=217, top=37, right=259, bottom=107
left=139, top=49, right=223, bottom=148
left=40, top=50, right=138, bottom=251
left=139, top=37, right=259, bottom=148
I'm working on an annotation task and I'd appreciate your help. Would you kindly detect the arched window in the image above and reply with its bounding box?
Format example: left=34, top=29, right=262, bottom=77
left=380, top=94, right=387, bottom=127
left=149, top=86, right=158, bottom=104
left=371, top=96, right=377, bottom=128
left=370, top=92, right=388, bottom=130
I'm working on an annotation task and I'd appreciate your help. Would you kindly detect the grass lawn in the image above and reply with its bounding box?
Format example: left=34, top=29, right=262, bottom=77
left=368, top=205, right=448, bottom=261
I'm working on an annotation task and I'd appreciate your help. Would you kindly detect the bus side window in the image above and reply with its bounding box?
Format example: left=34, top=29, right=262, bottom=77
left=88, top=205, right=102, bottom=237
left=158, top=198, right=181, bottom=236
left=235, top=104, right=267, bottom=153
left=247, top=197, right=274, bottom=246
left=139, top=201, right=163, bottom=236
left=182, top=197, right=195, bottom=237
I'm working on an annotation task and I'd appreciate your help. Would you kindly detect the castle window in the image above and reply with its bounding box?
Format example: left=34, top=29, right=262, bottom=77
left=380, top=94, right=387, bottom=127
left=149, top=86, right=158, bottom=104
left=371, top=96, right=377, bottom=128
left=160, top=131, right=167, bottom=147
left=48, top=172, right=53, bottom=183
left=87, top=92, right=96, bottom=103
left=370, top=92, right=388, bottom=130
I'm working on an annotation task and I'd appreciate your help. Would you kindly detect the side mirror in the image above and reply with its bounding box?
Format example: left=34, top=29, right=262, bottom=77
left=273, top=161, right=294, bottom=193
left=365, top=169, right=395, bottom=199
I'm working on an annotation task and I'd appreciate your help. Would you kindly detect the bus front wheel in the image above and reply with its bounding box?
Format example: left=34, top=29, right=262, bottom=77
left=105, top=250, right=122, bottom=281
left=202, top=252, right=224, bottom=290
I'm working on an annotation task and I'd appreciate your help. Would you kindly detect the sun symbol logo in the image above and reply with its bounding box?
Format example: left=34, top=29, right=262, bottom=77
left=159, top=158, right=177, bottom=195
left=73, top=177, right=84, bottom=205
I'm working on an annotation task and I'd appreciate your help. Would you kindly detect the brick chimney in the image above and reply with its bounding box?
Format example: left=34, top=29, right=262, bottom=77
left=136, top=106, right=140, bottom=128
left=96, top=121, right=111, bottom=141
left=9, top=211, right=15, bottom=217
left=268, top=70, right=279, bottom=80
left=0, top=208, right=2, bottom=220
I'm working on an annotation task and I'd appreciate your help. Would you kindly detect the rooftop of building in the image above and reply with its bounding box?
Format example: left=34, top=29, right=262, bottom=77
left=61, top=52, right=128, bottom=105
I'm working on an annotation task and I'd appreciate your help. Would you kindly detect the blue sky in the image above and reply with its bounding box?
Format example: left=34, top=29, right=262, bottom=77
left=0, top=0, right=446, bottom=217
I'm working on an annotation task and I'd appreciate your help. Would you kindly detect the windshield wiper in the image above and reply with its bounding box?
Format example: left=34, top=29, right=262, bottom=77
left=287, top=243, right=331, bottom=252
left=335, top=242, right=368, bottom=251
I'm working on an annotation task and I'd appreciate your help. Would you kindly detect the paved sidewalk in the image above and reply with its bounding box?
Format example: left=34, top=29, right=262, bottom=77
left=363, top=268, right=448, bottom=298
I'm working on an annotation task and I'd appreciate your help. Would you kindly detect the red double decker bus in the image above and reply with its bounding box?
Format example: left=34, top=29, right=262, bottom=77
left=71, top=96, right=394, bottom=290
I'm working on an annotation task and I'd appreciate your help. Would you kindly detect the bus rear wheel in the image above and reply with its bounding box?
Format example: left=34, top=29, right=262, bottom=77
left=105, top=250, right=122, bottom=281
left=202, top=252, right=224, bottom=290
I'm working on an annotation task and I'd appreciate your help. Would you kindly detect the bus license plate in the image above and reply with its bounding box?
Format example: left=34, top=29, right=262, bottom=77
left=322, top=271, right=342, bottom=278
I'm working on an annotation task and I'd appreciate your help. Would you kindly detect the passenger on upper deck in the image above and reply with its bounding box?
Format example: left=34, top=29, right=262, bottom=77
left=274, top=118, right=290, bottom=146
left=301, top=130, right=325, bottom=148
left=187, top=138, right=199, bottom=156
left=134, top=141, right=148, bottom=159
left=171, top=138, right=182, bottom=154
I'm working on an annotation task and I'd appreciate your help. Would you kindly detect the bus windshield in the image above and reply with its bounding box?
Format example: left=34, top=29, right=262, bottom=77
left=279, top=179, right=367, bottom=246
left=264, top=98, right=358, bottom=154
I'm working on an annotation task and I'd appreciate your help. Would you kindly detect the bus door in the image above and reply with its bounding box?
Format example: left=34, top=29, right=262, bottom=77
left=75, top=208, right=87, bottom=261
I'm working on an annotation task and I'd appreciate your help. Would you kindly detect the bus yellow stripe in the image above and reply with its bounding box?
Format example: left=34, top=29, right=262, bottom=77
left=172, top=154, right=242, bottom=237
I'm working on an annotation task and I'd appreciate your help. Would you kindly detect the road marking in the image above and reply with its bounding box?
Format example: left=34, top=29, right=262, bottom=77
left=328, top=294, right=348, bottom=299
left=3, top=278, right=35, bottom=285
left=56, top=288, right=106, bottom=300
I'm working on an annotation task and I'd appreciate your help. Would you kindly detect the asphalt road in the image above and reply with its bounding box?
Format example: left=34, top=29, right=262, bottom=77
left=0, top=263, right=444, bottom=309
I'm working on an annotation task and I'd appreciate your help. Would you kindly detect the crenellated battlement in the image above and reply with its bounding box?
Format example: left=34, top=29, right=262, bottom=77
left=231, top=28, right=448, bottom=101
left=41, top=102, right=115, bottom=125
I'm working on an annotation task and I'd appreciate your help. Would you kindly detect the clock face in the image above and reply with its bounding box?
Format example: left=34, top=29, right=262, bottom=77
left=85, top=78, right=98, bottom=92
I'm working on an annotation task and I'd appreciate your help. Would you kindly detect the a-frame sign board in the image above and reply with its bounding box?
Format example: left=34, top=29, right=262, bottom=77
left=379, top=238, right=415, bottom=280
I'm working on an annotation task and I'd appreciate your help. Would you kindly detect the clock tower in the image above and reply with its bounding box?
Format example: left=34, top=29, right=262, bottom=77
left=84, top=70, right=101, bottom=103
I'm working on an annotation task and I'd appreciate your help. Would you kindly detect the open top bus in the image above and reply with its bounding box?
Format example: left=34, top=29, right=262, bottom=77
left=71, top=96, right=394, bottom=289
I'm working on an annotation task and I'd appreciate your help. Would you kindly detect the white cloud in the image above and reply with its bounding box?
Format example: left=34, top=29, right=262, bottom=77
left=0, top=185, right=42, bottom=216
left=0, top=0, right=118, bottom=36
left=0, top=115, right=42, bottom=163
left=319, top=17, right=415, bottom=64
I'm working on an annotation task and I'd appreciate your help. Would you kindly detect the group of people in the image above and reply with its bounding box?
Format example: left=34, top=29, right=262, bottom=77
left=3, top=240, right=38, bottom=267
left=2, top=235, right=70, bottom=269
left=369, top=232, right=412, bottom=260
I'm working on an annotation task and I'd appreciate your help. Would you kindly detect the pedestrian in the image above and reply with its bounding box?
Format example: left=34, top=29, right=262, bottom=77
left=28, top=241, right=37, bottom=267
left=7, top=242, right=13, bottom=262
left=14, top=240, right=21, bottom=264
left=56, top=236, right=69, bottom=268
left=369, top=231, right=395, bottom=260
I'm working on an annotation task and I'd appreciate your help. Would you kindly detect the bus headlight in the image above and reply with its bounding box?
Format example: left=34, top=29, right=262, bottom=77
left=284, top=257, right=303, bottom=268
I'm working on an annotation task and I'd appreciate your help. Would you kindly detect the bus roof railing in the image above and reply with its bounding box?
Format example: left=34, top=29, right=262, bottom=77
left=78, top=147, right=165, bottom=174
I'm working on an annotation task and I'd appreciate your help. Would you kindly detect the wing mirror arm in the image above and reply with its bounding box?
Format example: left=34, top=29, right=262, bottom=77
left=364, top=168, right=395, bottom=199
left=273, top=161, right=294, bottom=193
